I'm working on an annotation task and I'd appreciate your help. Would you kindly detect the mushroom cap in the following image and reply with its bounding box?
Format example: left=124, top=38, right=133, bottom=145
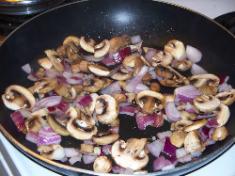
left=47, top=115, right=70, bottom=136
left=38, top=144, right=65, bottom=160
left=111, top=138, right=149, bottom=171
left=63, top=35, right=80, bottom=46
left=184, top=131, right=204, bottom=154
left=93, top=133, right=119, bottom=145
left=94, top=40, right=110, bottom=58
left=216, top=89, right=235, bottom=106
left=80, top=36, right=95, bottom=53
left=170, top=130, right=186, bottom=148
left=216, top=104, right=230, bottom=127
left=152, top=51, right=173, bottom=66
left=95, top=95, right=118, bottom=125
left=93, top=156, right=112, bottom=173
left=212, top=126, right=228, bottom=141
left=111, top=72, right=132, bottom=81
left=184, top=119, right=207, bottom=132
left=44, top=50, right=64, bottom=72
left=164, top=39, right=186, bottom=60
left=88, top=64, right=110, bottom=77
left=193, top=95, right=220, bottom=113
left=2, top=85, right=36, bottom=110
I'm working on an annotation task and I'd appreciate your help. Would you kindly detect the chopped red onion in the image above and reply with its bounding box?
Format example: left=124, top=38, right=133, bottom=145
left=131, top=35, right=142, bottom=44
left=197, top=113, right=216, bottom=119
left=82, top=154, right=97, bottom=164
left=218, top=76, right=233, bottom=92
left=177, top=154, right=192, bottom=163
left=37, top=126, right=61, bottom=146
left=199, top=126, right=210, bottom=142
left=109, top=126, right=119, bottom=134
left=125, top=65, right=148, bottom=93
left=113, top=47, right=131, bottom=64
left=157, top=131, right=172, bottom=140
left=145, top=48, right=156, bottom=62
left=206, top=118, right=219, bottom=128
left=135, top=113, right=155, bottom=130
left=100, top=81, right=122, bottom=95
left=153, top=156, right=172, bottom=171
left=27, top=73, right=38, bottom=81
left=191, top=64, right=207, bottom=75
left=21, top=63, right=32, bottom=74
left=163, top=137, right=177, bottom=161
left=69, top=155, right=82, bottom=165
left=34, top=96, right=62, bottom=110
left=147, top=140, right=164, bottom=157
left=63, top=72, right=83, bottom=85
left=101, top=54, right=117, bottom=66
left=83, top=54, right=104, bottom=62
left=10, top=111, right=25, bottom=132
left=175, top=85, right=201, bottom=103
left=119, top=105, right=137, bottom=116
left=64, top=148, right=80, bottom=158
left=60, top=156, right=68, bottom=163
left=101, top=145, right=112, bottom=155
left=56, top=100, right=69, bottom=112
left=112, top=165, right=133, bottom=174
left=186, top=45, right=202, bottom=63
left=176, top=148, right=187, bottom=159
left=25, top=132, right=38, bottom=144
left=184, top=102, right=197, bottom=113
left=135, top=83, right=149, bottom=93
left=45, top=69, right=59, bottom=78
left=78, top=95, right=92, bottom=107
left=165, top=102, right=181, bottom=122
left=191, top=151, right=202, bottom=158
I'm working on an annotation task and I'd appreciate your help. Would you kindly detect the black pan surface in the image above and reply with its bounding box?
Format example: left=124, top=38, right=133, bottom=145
left=0, top=0, right=235, bottom=175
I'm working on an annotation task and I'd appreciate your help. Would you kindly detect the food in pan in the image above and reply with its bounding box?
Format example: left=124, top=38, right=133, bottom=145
left=2, top=34, right=234, bottom=174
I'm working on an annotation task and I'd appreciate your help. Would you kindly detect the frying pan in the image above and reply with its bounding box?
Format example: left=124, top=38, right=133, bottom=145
left=0, top=0, right=235, bottom=175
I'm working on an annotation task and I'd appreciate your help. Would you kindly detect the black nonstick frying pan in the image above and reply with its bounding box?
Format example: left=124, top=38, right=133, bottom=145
left=0, top=0, right=235, bottom=175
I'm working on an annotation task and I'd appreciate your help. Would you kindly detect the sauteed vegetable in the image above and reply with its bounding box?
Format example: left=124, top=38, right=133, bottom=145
left=2, top=34, right=234, bottom=174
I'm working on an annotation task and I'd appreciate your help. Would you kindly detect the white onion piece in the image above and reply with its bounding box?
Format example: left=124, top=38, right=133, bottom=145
left=186, top=45, right=202, bottom=63
left=64, top=148, right=80, bottom=158
left=34, top=96, right=62, bottom=110
left=165, top=102, right=181, bottom=122
left=176, top=148, right=187, bottom=159
left=21, top=63, right=32, bottom=74
left=51, top=146, right=66, bottom=160
left=131, top=35, right=142, bottom=44
left=157, top=131, right=172, bottom=140
left=147, top=140, right=164, bottom=157
left=100, top=81, right=122, bottom=95
left=191, top=64, right=207, bottom=75
left=69, top=154, right=82, bottom=165
left=82, top=154, right=97, bottom=164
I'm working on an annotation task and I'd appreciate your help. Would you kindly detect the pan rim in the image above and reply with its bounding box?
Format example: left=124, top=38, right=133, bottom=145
left=0, top=0, right=235, bottom=175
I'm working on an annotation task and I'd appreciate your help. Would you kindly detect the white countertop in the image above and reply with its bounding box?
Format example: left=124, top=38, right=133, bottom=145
left=1, top=0, right=235, bottom=176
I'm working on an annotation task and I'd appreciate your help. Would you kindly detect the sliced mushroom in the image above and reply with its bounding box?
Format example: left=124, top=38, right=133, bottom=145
left=54, top=85, right=77, bottom=100
left=113, top=93, right=127, bottom=103
left=155, top=64, right=189, bottom=87
left=136, top=90, right=165, bottom=113
left=93, top=132, right=119, bottom=145
left=109, top=35, right=130, bottom=53
left=38, top=57, right=52, bottom=70
left=111, top=138, right=148, bottom=171
left=164, top=39, right=186, bottom=60
left=171, top=119, right=193, bottom=131
left=66, top=107, right=97, bottom=140
left=216, top=89, right=235, bottom=106
left=63, top=35, right=80, bottom=46
left=123, top=54, right=144, bottom=75
left=80, top=36, right=95, bottom=53
left=190, top=74, right=219, bottom=95
left=25, top=115, right=46, bottom=133
left=94, top=40, right=110, bottom=58
left=88, top=64, right=110, bottom=77
left=93, top=156, right=112, bottom=173
left=216, top=104, right=230, bottom=127
left=171, top=59, right=192, bottom=71
left=44, top=50, right=64, bottom=72
left=180, top=111, right=197, bottom=121
left=193, top=95, right=220, bottom=113
left=170, top=130, right=186, bottom=148
left=80, top=143, right=94, bottom=154
left=212, top=126, right=228, bottom=141
left=184, top=131, right=205, bottom=154
left=83, top=77, right=104, bottom=93
left=95, top=95, right=118, bottom=124
left=71, top=60, right=90, bottom=73
left=151, top=50, right=173, bottom=66
left=2, top=85, right=36, bottom=110
left=184, top=119, right=207, bottom=132
left=47, top=115, right=70, bottom=136
left=38, top=144, right=65, bottom=160
left=111, top=72, right=132, bottom=81
left=29, top=78, right=57, bottom=94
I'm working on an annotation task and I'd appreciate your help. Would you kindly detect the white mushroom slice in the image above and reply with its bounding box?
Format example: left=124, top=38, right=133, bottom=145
left=193, top=95, right=220, bottom=113
left=93, top=156, right=112, bottom=173
left=212, top=126, right=228, bottom=141
left=80, top=36, right=95, bottom=53
left=80, top=144, right=94, bottom=154
left=170, top=130, right=186, bottom=148
left=136, top=90, right=165, bottom=113
left=47, top=115, right=70, bottom=136
left=111, top=72, right=132, bottom=81
left=88, top=64, right=110, bottom=77
left=94, top=40, right=110, bottom=58
left=2, top=85, right=36, bottom=110
left=151, top=51, right=173, bottom=66
left=93, top=133, right=119, bottom=145
left=216, top=104, right=230, bottom=127
left=63, top=35, right=80, bottom=46
left=38, top=57, right=52, bottom=70
left=190, top=74, right=219, bottom=95
left=171, top=119, right=193, bottom=131
left=111, top=138, right=149, bottom=171
left=45, top=50, right=64, bottom=72
left=216, top=89, right=235, bottom=106
left=172, top=59, right=192, bottom=71
left=38, top=144, right=65, bottom=160
left=95, top=95, right=118, bottom=124
left=184, top=131, right=204, bottom=154
left=184, top=119, right=207, bottom=132
left=66, top=108, right=97, bottom=140
left=164, top=40, right=186, bottom=60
